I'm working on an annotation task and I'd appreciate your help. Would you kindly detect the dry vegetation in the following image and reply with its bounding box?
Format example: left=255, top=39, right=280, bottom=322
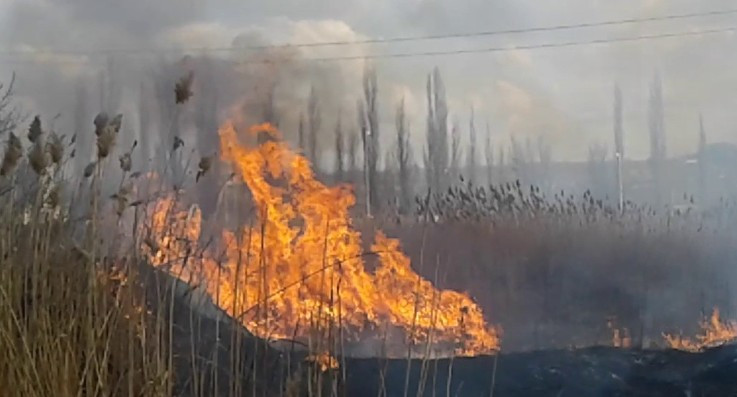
left=0, top=78, right=293, bottom=396
left=376, top=181, right=737, bottom=350
left=1, top=69, right=736, bottom=397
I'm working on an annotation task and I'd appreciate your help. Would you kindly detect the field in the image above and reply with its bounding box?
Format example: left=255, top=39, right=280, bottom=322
left=1, top=72, right=737, bottom=397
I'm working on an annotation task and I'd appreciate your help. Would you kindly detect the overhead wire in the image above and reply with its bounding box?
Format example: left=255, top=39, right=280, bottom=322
left=0, top=7, right=734, bottom=59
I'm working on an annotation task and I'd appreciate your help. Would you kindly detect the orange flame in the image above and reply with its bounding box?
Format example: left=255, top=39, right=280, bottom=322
left=147, top=122, right=500, bottom=356
left=306, top=352, right=339, bottom=372
left=607, top=323, right=631, bottom=349
left=664, top=308, right=737, bottom=352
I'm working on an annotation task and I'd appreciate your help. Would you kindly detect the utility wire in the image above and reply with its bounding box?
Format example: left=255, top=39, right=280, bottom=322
left=0, top=25, right=734, bottom=66
left=0, top=8, right=736, bottom=57
left=239, top=26, right=737, bottom=64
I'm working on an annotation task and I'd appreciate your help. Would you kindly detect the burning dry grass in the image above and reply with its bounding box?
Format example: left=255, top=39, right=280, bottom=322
left=0, top=81, right=290, bottom=394
left=2, top=71, right=737, bottom=395
left=146, top=121, right=500, bottom=358
left=374, top=181, right=737, bottom=351
left=663, top=308, right=737, bottom=352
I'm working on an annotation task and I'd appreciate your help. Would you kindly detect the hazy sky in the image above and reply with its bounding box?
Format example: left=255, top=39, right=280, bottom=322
left=0, top=0, right=736, bottom=162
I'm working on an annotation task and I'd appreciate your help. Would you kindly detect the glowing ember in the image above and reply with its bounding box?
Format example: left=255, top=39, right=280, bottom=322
left=146, top=122, right=500, bottom=356
left=663, top=308, right=737, bottom=352
left=306, top=352, right=339, bottom=372
left=607, top=320, right=631, bottom=348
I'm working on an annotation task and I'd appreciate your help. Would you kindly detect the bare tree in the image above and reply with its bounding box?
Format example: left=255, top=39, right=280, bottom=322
left=484, top=121, right=494, bottom=185
left=298, top=113, right=306, bottom=152
left=73, top=78, right=89, bottom=174
left=613, top=83, right=624, bottom=209
left=424, top=67, right=449, bottom=193
left=588, top=143, right=609, bottom=197
left=467, top=108, right=477, bottom=184
left=395, top=97, right=412, bottom=213
left=614, top=83, right=624, bottom=158
left=357, top=99, right=369, bottom=214
left=537, top=135, right=553, bottom=193
left=307, top=86, right=321, bottom=166
left=497, top=145, right=506, bottom=182
left=698, top=114, right=707, bottom=203
left=449, top=118, right=462, bottom=182
left=648, top=72, right=667, bottom=204
left=0, top=73, right=19, bottom=137
left=334, top=113, right=344, bottom=182
left=101, top=56, right=123, bottom=114
left=510, top=135, right=529, bottom=183
left=257, top=81, right=279, bottom=145
left=152, top=60, right=182, bottom=173
left=193, top=62, right=219, bottom=156
left=192, top=62, right=221, bottom=216
left=348, top=127, right=358, bottom=174
left=137, top=83, right=151, bottom=167
left=360, top=65, right=380, bottom=214
left=263, top=81, right=278, bottom=127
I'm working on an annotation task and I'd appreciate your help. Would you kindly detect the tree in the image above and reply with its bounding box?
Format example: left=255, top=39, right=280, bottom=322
left=648, top=72, right=667, bottom=204
left=449, top=118, right=462, bottom=181
left=467, top=108, right=477, bottom=184
left=510, top=135, right=529, bottom=183
left=307, top=86, right=321, bottom=166
left=395, top=98, right=412, bottom=213
left=613, top=83, right=624, bottom=209
left=424, top=67, right=449, bottom=193
left=357, top=99, right=369, bottom=214
left=152, top=59, right=182, bottom=174
left=698, top=114, right=707, bottom=203
left=614, top=83, right=624, bottom=158
left=537, top=135, right=552, bottom=193
left=193, top=60, right=219, bottom=156
left=137, top=82, right=151, bottom=168
left=484, top=121, right=494, bottom=185
left=263, top=81, right=278, bottom=127
left=360, top=65, right=380, bottom=214
left=101, top=56, right=123, bottom=114
left=334, top=113, right=344, bottom=182
left=298, top=113, right=306, bottom=153
left=0, top=73, right=18, bottom=137
left=192, top=61, right=221, bottom=217
left=588, top=143, right=609, bottom=197
left=73, top=78, right=90, bottom=175
left=257, top=81, right=279, bottom=144
left=497, top=145, right=506, bottom=182
left=348, top=128, right=358, bottom=174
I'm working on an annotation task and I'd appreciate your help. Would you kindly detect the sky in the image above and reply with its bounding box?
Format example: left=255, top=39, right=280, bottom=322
left=0, top=0, right=736, bottom=163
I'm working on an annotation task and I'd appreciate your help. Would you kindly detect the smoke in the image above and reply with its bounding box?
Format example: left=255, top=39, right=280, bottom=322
left=2, top=0, right=737, bottom=166
left=0, top=0, right=379, bottom=175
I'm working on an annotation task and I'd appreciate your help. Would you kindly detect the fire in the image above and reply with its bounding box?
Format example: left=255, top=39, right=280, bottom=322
left=663, top=308, right=737, bottom=352
left=306, top=352, right=339, bottom=372
left=607, top=319, right=631, bottom=348
left=146, top=122, right=500, bottom=356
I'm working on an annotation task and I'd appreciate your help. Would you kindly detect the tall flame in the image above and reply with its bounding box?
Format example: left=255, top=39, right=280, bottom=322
left=147, top=122, right=500, bottom=356
left=664, top=308, right=737, bottom=352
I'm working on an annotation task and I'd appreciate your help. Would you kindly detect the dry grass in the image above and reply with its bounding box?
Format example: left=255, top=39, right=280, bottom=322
left=0, top=114, right=171, bottom=396
left=5, top=69, right=734, bottom=396
left=0, top=78, right=333, bottom=396
left=373, top=181, right=737, bottom=351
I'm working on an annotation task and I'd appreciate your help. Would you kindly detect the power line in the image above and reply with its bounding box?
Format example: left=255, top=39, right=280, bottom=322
left=239, top=26, right=737, bottom=64
left=271, top=8, right=737, bottom=48
left=0, top=8, right=736, bottom=57
left=0, top=25, right=733, bottom=66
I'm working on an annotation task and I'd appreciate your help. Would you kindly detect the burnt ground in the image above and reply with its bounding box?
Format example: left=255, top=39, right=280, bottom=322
left=143, top=265, right=737, bottom=397
left=343, top=346, right=737, bottom=397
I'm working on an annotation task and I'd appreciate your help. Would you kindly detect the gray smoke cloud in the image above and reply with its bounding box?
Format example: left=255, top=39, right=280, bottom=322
left=0, top=0, right=736, bottom=165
